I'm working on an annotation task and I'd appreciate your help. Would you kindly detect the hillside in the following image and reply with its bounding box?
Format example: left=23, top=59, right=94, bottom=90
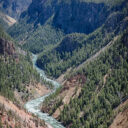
left=24, top=0, right=108, bottom=34
left=41, top=28, right=128, bottom=128
left=37, top=0, right=128, bottom=78
left=0, top=25, right=50, bottom=127
left=8, top=0, right=128, bottom=77
left=0, top=34, right=38, bottom=102
left=5, top=0, right=128, bottom=127
left=110, top=99, right=128, bottom=128
left=8, top=0, right=126, bottom=54
left=0, top=0, right=32, bottom=19
left=0, top=11, right=16, bottom=31
left=0, top=95, right=47, bottom=128
left=0, top=12, right=16, bottom=26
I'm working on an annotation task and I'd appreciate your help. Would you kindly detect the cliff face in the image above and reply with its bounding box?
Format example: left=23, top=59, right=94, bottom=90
left=52, top=2, right=108, bottom=34
left=8, top=0, right=128, bottom=55
left=0, top=38, right=15, bottom=55
left=22, top=0, right=108, bottom=34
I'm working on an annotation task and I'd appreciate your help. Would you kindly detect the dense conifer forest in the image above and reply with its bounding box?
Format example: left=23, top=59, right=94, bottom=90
left=0, top=0, right=128, bottom=127
left=0, top=26, right=40, bottom=102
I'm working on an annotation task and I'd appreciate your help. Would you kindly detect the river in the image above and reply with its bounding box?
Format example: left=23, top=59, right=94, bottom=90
left=24, top=54, right=65, bottom=128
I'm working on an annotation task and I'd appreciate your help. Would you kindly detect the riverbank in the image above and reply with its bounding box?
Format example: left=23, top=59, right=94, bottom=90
left=24, top=54, right=65, bottom=128
left=0, top=95, right=47, bottom=128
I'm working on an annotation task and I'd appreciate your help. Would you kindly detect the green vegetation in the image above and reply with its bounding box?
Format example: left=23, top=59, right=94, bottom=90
left=0, top=25, right=12, bottom=41
left=0, top=26, right=40, bottom=101
left=7, top=0, right=127, bottom=57
left=3, top=0, right=128, bottom=127
left=43, top=28, right=128, bottom=128
left=36, top=0, right=128, bottom=78
left=23, top=24, right=64, bottom=53
left=58, top=30, right=128, bottom=128
left=8, top=18, right=64, bottom=53
left=37, top=28, right=112, bottom=78
left=7, top=18, right=33, bottom=42
left=0, top=53, right=40, bottom=101
left=8, top=0, right=112, bottom=54
left=0, top=17, right=9, bottom=30
left=41, top=86, right=63, bottom=114
left=0, top=0, right=32, bottom=19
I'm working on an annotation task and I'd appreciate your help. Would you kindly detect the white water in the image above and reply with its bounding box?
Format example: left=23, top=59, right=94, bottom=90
left=24, top=54, right=65, bottom=128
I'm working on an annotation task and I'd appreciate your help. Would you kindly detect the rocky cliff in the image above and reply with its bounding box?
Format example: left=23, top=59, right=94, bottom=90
left=22, top=0, right=109, bottom=34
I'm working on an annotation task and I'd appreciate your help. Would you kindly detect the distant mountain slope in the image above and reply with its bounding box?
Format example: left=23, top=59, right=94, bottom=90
left=8, top=17, right=64, bottom=54
left=0, top=13, right=16, bottom=26
left=20, top=0, right=125, bottom=34
left=37, top=2, right=128, bottom=78
left=0, top=0, right=32, bottom=19
left=7, top=0, right=114, bottom=53
left=23, top=0, right=109, bottom=34
left=0, top=12, right=16, bottom=30
left=8, top=0, right=128, bottom=75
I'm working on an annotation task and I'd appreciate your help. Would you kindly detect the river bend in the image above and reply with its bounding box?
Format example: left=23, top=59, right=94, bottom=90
left=24, top=54, right=65, bottom=128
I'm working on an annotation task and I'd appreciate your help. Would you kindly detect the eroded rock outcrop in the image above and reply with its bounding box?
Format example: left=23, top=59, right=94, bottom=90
left=0, top=38, right=15, bottom=55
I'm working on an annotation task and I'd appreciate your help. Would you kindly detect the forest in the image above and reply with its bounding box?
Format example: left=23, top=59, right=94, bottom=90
left=36, top=0, right=128, bottom=78
left=0, top=0, right=128, bottom=127
left=0, top=25, right=40, bottom=102
left=43, top=29, right=128, bottom=128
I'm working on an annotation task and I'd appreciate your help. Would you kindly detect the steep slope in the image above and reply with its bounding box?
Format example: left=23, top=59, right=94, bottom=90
left=0, top=25, right=49, bottom=127
left=37, top=0, right=128, bottom=78
left=23, top=0, right=108, bottom=34
left=0, top=12, right=16, bottom=26
left=8, top=0, right=126, bottom=54
left=0, top=39, right=39, bottom=102
left=19, top=0, right=126, bottom=34
left=0, top=0, right=32, bottom=19
left=41, top=28, right=128, bottom=128
left=110, top=99, right=128, bottom=128
left=0, top=96, right=46, bottom=128
left=0, top=25, right=48, bottom=105
left=8, top=18, right=64, bottom=54
left=0, top=25, right=12, bottom=40
left=0, top=13, right=9, bottom=30
left=5, top=0, right=128, bottom=128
